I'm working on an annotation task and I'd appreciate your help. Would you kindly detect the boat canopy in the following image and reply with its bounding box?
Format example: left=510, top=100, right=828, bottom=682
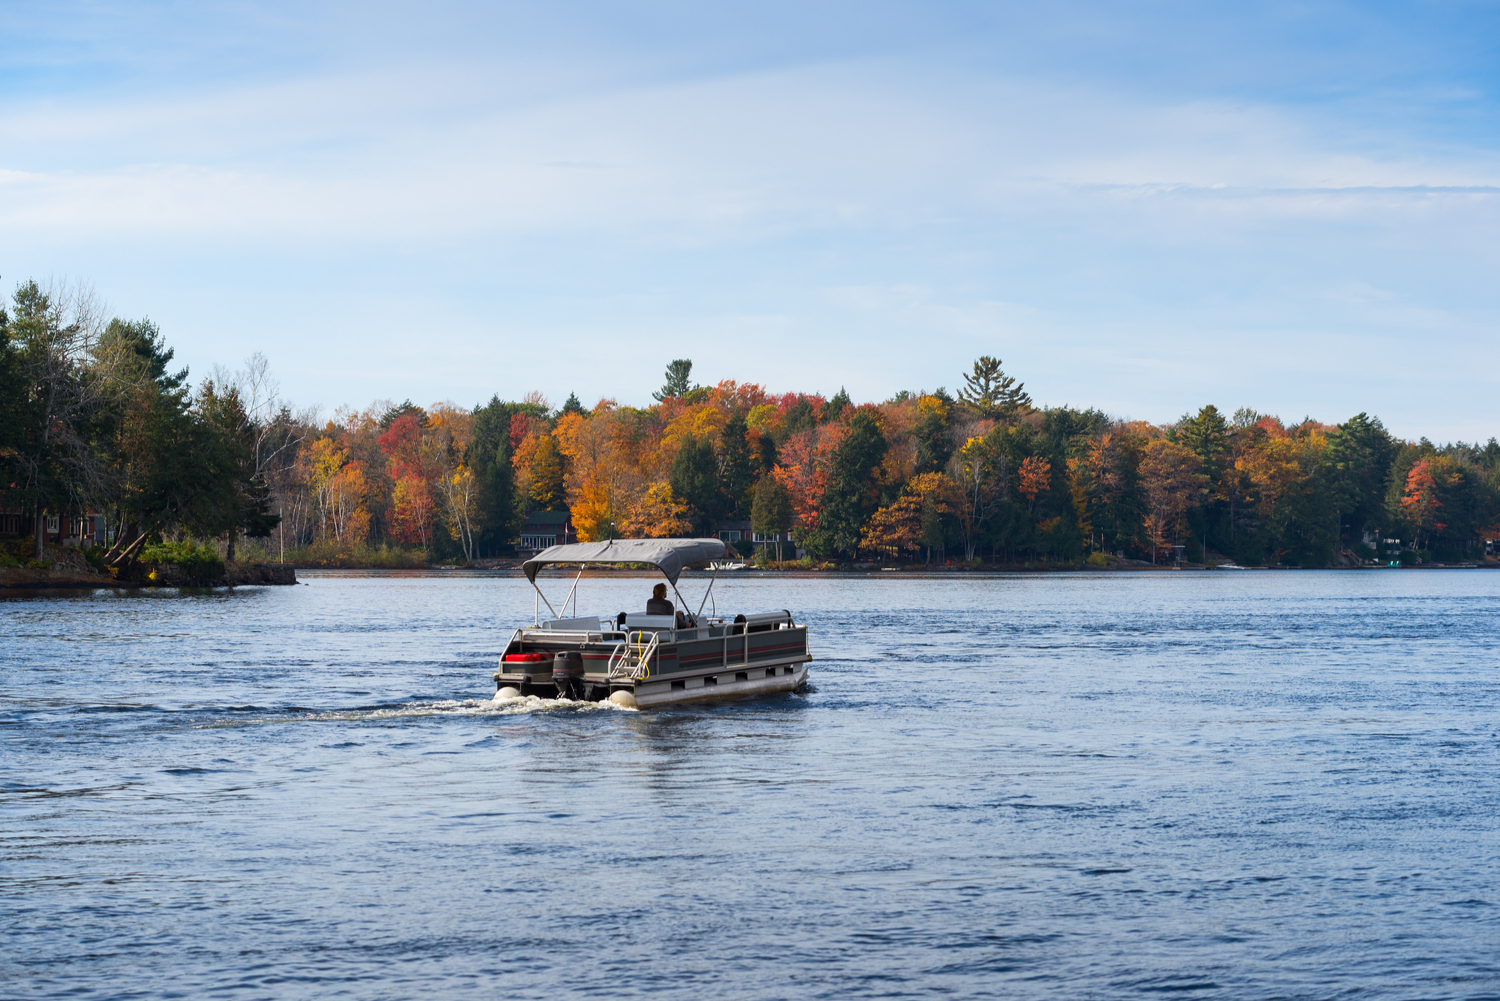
left=522, top=538, right=733, bottom=585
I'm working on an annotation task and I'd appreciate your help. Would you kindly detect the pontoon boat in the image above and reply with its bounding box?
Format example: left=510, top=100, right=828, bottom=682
left=493, top=538, right=811, bottom=708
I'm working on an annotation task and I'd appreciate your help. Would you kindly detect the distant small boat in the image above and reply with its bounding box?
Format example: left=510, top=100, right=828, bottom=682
left=708, top=561, right=746, bottom=571
left=1214, top=563, right=1249, bottom=570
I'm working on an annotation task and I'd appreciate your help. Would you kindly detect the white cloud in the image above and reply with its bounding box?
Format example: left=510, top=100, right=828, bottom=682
left=5, top=57, right=1496, bottom=247
left=2, top=42, right=1498, bottom=439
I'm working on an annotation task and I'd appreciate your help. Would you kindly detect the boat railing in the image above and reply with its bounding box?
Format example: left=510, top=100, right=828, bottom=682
left=607, top=629, right=661, bottom=681
left=520, top=627, right=621, bottom=643
left=499, top=627, right=524, bottom=662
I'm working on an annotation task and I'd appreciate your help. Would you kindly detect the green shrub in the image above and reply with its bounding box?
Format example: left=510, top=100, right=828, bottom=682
left=0, top=550, right=19, bottom=568
left=141, top=541, right=225, bottom=582
left=1086, top=551, right=1109, bottom=567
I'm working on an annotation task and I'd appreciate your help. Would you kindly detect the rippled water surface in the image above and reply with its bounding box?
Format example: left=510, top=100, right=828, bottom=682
left=4, top=569, right=1500, bottom=1000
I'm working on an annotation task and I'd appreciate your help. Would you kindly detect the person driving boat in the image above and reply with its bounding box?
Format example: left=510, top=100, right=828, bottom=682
left=646, top=583, right=674, bottom=615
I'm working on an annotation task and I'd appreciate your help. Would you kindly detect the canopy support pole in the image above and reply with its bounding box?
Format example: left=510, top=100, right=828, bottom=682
left=670, top=578, right=693, bottom=625
left=696, top=566, right=720, bottom=621
left=531, top=577, right=559, bottom=622
left=560, top=565, right=585, bottom=617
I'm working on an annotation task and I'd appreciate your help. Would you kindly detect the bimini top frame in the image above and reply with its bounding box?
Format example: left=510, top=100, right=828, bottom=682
left=521, top=538, right=737, bottom=626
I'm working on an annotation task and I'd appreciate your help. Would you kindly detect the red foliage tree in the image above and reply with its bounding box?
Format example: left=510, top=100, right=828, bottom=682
left=1400, top=458, right=1446, bottom=549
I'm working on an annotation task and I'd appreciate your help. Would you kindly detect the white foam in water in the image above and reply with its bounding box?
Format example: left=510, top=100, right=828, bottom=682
left=304, top=696, right=636, bottom=721
left=193, top=696, right=637, bottom=728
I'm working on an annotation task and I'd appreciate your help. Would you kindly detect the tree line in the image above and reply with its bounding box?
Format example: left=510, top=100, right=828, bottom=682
left=0, top=280, right=283, bottom=571
left=4, top=281, right=1498, bottom=568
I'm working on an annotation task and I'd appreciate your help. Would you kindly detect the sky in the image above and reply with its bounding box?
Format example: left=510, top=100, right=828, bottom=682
left=2, top=0, right=1497, bottom=441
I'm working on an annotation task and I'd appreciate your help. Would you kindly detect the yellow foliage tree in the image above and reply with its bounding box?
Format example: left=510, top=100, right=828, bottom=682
left=439, top=464, right=479, bottom=561
left=623, top=482, right=693, bottom=538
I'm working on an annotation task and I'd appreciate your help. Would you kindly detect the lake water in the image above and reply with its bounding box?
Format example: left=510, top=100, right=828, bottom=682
left=4, top=569, right=1500, bottom=1000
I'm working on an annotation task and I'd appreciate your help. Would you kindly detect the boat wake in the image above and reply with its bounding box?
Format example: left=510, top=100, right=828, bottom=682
left=193, top=696, right=638, bottom=728
left=309, top=696, right=638, bottom=721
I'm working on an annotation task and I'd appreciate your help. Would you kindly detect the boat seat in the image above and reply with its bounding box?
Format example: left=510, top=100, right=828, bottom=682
left=540, top=616, right=606, bottom=632
left=623, top=613, right=676, bottom=630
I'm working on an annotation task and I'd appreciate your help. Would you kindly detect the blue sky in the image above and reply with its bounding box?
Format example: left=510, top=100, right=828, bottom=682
left=2, top=1, right=1497, bottom=440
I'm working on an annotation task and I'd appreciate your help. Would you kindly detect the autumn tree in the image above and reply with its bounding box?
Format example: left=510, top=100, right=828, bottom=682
left=309, top=437, right=372, bottom=544
left=439, top=464, right=480, bottom=560
left=1139, top=439, right=1207, bottom=563
left=1240, top=426, right=1338, bottom=566
left=912, top=392, right=954, bottom=473
left=388, top=476, right=433, bottom=547
left=770, top=423, right=839, bottom=543
left=859, top=472, right=955, bottom=562
left=1399, top=457, right=1448, bottom=551
left=379, top=412, right=435, bottom=546
left=528, top=434, right=566, bottom=510
left=1018, top=456, right=1051, bottom=514
left=624, top=482, right=693, bottom=538
left=949, top=432, right=1006, bottom=561
left=556, top=405, right=639, bottom=543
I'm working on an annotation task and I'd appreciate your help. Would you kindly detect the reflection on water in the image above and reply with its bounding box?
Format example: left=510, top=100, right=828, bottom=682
left=4, top=570, right=1500, bottom=999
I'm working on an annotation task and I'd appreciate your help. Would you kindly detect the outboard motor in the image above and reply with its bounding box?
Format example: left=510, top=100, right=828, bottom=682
left=552, top=651, right=585, bottom=700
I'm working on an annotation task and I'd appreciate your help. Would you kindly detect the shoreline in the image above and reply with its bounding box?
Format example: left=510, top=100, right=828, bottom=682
left=303, top=561, right=1498, bottom=575
left=0, top=562, right=298, bottom=591
left=7, top=559, right=1493, bottom=590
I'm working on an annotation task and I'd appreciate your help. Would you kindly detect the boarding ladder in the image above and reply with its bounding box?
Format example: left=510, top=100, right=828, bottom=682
left=607, top=630, right=661, bottom=682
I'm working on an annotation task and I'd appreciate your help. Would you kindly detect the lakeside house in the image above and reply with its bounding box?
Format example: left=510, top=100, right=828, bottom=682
left=717, top=519, right=801, bottom=559
left=715, top=520, right=750, bottom=547
left=517, top=510, right=577, bottom=556
left=0, top=509, right=108, bottom=547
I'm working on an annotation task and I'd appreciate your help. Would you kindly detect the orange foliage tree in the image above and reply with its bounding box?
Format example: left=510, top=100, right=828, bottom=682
left=1019, top=456, right=1051, bottom=514
left=860, top=472, right=957, bottom=560
left=1399, top=458, right=1447, bottom=549
left=1139, top=439, right=1206, bottom=563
